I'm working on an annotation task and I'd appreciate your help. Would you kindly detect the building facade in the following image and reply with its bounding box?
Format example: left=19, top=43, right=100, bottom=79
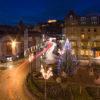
left=0, top=22, right=42, bottom=59
left=64, top=11, right=100, bottom=59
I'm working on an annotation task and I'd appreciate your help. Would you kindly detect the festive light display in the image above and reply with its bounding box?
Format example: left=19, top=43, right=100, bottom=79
left=56, top=38, right=78, bottom=75
left=40, top=65, right=53, bottom=79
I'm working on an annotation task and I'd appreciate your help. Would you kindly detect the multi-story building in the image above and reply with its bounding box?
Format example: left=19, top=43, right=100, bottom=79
left=0, top=21, right=42, bottom=59
left=64, top=10, right=100, bottom=59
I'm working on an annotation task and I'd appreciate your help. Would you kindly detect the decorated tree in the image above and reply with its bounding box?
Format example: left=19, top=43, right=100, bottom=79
left=57, top=38, right=78, bottom=76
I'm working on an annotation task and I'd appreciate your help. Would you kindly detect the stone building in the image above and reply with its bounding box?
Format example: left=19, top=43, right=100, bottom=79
left=64, top=10, right=100, bottom=59
left=0, top=21, right=42, bottom=60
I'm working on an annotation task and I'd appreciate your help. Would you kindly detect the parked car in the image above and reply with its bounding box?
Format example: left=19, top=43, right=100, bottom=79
left=0, top=57, right=6, bottom=63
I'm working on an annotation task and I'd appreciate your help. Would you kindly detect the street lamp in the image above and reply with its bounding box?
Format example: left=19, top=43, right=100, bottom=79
left=40, top=64, right=53, bottom=100
left=12, top=40, right=16, bottom=48
left=11, top=40, right=16, bottom=55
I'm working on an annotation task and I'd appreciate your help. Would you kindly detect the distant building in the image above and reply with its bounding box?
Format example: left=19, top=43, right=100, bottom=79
left=0, top=21, right=42, bottom=59
left=39, top=19, right=64, bottom=39
left=64, top=10, right=100, bottom=59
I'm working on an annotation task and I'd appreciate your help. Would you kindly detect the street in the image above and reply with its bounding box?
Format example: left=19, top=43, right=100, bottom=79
left=0, top=60, right=35, bottom=100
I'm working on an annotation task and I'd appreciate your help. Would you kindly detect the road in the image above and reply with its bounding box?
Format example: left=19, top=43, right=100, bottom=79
left=0, top=60, right=35, bottom=100
left=0, top=41, right=53, bottom=100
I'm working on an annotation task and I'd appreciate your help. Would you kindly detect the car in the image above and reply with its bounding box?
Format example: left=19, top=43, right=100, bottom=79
left=6, top=56, right=13, bottom=61
left=0, top=57, right=6, bottom=63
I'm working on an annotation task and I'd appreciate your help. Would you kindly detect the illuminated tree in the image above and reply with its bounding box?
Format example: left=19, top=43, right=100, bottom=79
left=56, top=38, right=78, bottom=76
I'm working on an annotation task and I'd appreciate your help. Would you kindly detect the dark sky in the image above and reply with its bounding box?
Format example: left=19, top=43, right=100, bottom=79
left=0, top=0, right=100, bottom=25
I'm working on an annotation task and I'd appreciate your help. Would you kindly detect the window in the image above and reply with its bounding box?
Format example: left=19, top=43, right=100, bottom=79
left=94, top=42, right=96, bottom=47
left=91, top=17, right=97, bottom=24
left=88, top=42, right=91, bottom=46
left=81, top=34, right=85, bottom=39
left=91, top=17, right=97, bottom=21
left=81, top=42, right=84, bottom=46
left=81, top=22, right=86, bottom=24
left=70, top=15, right=73, bottom=20
left=94, top=28, right=97, bottom=32
left=71, top=49, right=75, bottom=55
left=88, top=28, right=90, bottom=32
left=80, top=17, right=86, bottom=24
left=80, top=17, right=86, bottom=21
left=86, top=50, right=89, bottom=55
left=71, top=42, right=76, bottom=46
left=81, top=28, right=84, bottom=32
left=80, top=49, right=84, bottom=55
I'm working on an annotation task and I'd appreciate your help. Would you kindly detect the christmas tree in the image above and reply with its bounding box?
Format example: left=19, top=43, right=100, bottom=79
left=57, top=38, right=78, bottom=76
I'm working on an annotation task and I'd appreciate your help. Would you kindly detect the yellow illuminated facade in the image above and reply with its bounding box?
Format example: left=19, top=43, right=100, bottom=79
left=64, top=11, right=100, bottom=58
left=48, top=19, right=57, bottom=23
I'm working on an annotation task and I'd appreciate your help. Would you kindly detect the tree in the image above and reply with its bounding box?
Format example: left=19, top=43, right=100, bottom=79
left=57, top=38, right=78, bottom=76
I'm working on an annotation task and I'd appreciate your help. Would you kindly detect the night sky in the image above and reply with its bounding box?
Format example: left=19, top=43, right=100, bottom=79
left=0, top=0, right=100, bottom=25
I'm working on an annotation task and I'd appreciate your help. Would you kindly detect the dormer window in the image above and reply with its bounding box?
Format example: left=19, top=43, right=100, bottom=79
left=91, top=16, right=97, bottom=24
left=70, top=15, right=73, bottom=20
left=80, top=17, right=86, bottom=24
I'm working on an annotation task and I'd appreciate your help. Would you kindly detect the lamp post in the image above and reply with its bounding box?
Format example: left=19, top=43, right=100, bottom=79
left=11, top=40, right=17, bottom=56
left=40, top=65, right=53, bottom=100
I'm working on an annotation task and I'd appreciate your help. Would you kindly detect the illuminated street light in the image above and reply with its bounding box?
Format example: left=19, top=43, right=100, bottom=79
left=11, top=40, right=17, bottom=55
left=11, top=40, right=16, bottom=49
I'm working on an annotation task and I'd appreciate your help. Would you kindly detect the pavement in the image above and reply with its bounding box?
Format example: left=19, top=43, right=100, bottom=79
left=0, top=59, right=36, bottom=100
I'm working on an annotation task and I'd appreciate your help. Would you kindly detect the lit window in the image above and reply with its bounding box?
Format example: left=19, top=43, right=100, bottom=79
left=80, top=50, right=84, bottom=55
left=81, top=34, right=85, bottom=39
left=88, top=42, right=91, bottom=46
left=86, top=50, right=89, bottom=55
left=89, top=50, right=93, bottom=56
left=81, top=42, right=84, bottom=46
left=94, top=42, right=96, bottom=47
left=71, top=42, right=76, bottom=46
left=71, top=50, right=75, bottom=55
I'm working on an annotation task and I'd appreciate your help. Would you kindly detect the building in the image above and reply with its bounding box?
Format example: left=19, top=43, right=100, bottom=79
left=0, top=21, right=42, bottom=60
left=64, top=10, right=100, bottom=59
left=39, top=19, right=64, bottom=39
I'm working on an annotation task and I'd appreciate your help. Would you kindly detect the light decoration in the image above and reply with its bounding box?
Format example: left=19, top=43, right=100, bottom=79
left=40, top=64, right=53, bottom=100
left=56, top=38, right=78, bottom=75
left=28, top=42, right=52, bottom=63
left=40, top=64, right=53, bottom=80
left=42, top=34, right=45, bottom=42
left=45, top=37, right=57, bottom=64
left=58, top=38, right=71, bottom=55
left=28, top=53, right=34, bottom=62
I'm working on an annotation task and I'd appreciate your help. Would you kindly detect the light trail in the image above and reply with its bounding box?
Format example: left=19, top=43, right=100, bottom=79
left=17, top=42, right=52, bottom=72
left=7, top=42, right=53, bottom=100
left=28, top=42, right=52, bottom=63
